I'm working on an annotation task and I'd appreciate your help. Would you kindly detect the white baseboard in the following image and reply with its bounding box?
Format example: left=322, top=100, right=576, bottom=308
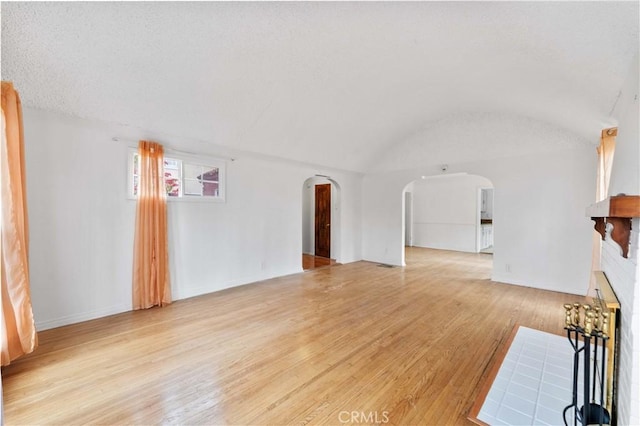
left=172, top=268, right=304, bottom=301
left=36, top=303, right=131, bottom=331
left=34, top=265, right=342, bottom=330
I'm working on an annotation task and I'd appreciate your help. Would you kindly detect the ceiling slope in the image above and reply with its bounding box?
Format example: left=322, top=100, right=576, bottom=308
left=1, top=2, right=638, bottom=172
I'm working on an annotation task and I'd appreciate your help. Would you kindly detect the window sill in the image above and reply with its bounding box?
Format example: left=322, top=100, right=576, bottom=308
left=127, top=196, right=225, bottom=203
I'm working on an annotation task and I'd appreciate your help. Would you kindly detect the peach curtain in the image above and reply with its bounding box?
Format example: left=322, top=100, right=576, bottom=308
left=596, top=128, right=617, bottom=202
left=588, top=127, right=617, bottom=296
left=132, top=141, right=171, bottom=309
left=1, top=82, right=38, bottom=366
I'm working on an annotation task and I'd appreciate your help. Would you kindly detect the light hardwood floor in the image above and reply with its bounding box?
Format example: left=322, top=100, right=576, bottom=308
left=2, top=248, right=585, bottom=425
left=302, top=254, right=337, bottom=271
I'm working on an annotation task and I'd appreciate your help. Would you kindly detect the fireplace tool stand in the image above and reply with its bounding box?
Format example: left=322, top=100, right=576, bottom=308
left=562, top=303, right=610, bottom=426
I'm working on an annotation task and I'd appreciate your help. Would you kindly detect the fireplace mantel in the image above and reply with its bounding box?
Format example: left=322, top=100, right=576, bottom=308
left=587, top=195, right=640, bottom=258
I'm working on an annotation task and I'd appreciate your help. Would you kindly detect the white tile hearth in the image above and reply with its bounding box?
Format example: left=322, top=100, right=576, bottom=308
left=477, top=326, right=605, bottom=426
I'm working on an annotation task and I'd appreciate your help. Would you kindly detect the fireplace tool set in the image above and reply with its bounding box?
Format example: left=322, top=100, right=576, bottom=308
left=562, top=301, right=610, bottom=426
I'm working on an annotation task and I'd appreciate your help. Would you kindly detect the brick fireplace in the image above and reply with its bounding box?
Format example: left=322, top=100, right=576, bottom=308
left=590, top=197, right=640, bottom=425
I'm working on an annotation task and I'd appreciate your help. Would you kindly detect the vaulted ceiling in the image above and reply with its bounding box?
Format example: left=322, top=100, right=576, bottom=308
left=2, top=2, right=638, bottom=173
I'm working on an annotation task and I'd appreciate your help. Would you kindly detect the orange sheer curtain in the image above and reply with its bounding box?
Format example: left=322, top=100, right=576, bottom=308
left=588, top=127, right=617, bottom=296
left=596, top=128, right=617, bottom=202
left=1, top=82, right=38, bottom=365
left=132, top=141, right=171, bottom=309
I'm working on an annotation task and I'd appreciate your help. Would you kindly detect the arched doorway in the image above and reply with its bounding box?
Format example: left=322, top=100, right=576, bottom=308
left=301, top=176, right=341, bottom=270
left=402, top=173, right=494, bottom=267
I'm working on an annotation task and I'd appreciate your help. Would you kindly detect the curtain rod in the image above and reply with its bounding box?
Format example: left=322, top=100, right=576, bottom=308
left=112, top=137, right=236, bottom=162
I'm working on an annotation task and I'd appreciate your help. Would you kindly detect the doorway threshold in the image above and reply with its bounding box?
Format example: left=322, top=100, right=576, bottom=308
left=302, top=254, right=337, bottom=271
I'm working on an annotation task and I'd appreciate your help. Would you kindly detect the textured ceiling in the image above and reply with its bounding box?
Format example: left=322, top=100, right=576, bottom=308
left=2, top=2, right=638, bottom=173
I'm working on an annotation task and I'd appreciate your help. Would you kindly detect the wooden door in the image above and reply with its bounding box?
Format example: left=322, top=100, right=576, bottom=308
left=315, top=184, right=331, bottom=258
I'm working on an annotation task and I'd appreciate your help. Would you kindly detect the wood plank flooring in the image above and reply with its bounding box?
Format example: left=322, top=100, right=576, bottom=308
left=1, top=248, right=586, bottom=425
left=302, top=254, right=337, bottom=271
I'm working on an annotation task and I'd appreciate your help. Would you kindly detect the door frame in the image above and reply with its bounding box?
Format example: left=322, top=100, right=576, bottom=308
left=302, top=176, right=341, bottom=263
left=404, top=191, right=413, bottom=247
left=476, top=186, right=493, bottom=252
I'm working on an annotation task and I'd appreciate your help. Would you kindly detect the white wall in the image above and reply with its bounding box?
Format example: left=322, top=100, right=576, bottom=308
left=301, top=177, right=339, bottom=258
left=600, top=54, right=640, bottom=426
left=23, top=108, right=363, bottom=330
left=302, top=181, right=313, bottom=254
left=410, top=175, right=492, bottom=253
left=363, top=144, right=596, bottom=295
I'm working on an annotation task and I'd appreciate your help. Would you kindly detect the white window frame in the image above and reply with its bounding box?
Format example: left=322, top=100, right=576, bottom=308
left=127, top=147, right=226, bottom=202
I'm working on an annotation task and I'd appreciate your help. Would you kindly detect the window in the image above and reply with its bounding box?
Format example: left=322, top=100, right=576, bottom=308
left=129, top=149, right=225, bottom=202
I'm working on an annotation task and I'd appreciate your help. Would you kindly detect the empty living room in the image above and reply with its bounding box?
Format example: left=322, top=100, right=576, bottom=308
left=1, top=2, right=639, bottom=425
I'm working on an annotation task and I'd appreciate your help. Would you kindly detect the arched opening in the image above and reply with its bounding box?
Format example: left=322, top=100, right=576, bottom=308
left=301, top=176, right=341, bottom=270
left=402, top=173, right=494, bottom=268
